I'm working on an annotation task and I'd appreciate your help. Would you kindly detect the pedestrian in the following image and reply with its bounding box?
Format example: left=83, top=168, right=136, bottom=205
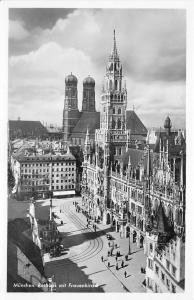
left=121, top=260, right=124, bottom=268
left=101, top=256, right=103, bottom=262
left=108, top=242, right=110, bottom=247
left=108, top=262, right=110, bottom=268
left=115, top=243, right=117, bottom=249
left=125, top=254, right=128, bottom=261
left=108, top=251, right=110, bottom=257
left=116, top=256, right=118, bottom=262
left=120, top=232, right=121, bottom=238
left=116, top=263, right=118, bottom=270
left=124, top=271, right=127, bottom=278
left=60, top=209, right=61, bottom=213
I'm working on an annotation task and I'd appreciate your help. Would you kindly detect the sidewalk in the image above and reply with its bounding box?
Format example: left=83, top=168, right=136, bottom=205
left=71, top=202, right=147, bottom=293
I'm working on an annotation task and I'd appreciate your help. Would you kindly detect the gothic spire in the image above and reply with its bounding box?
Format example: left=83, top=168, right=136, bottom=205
left=111, top=29, right=119, bottom=59
left=85, top=126, right=90, bottom=145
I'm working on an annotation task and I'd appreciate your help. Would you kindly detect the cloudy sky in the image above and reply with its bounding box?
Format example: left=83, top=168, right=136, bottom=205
left=9, top=8, right=186, bottom=129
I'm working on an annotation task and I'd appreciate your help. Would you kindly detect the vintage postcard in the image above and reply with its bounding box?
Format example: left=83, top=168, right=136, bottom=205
left=0, top=1, right=193, bottom=299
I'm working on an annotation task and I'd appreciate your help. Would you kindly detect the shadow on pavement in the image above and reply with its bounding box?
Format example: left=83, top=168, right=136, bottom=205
left=45, top=258, right=104, bottom=292
left=60, top=228, right=113, bottom=249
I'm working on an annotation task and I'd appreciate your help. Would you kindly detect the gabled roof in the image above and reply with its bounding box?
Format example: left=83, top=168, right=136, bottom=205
left=126, top=110, right=147, bottom=136
left=70, top=111, right=100, bottom=138
left=9, top=120, right=48, bottom=138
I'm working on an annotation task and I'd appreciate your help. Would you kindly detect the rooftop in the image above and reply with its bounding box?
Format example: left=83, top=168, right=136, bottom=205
left=13, top=152, right=75, bottom=162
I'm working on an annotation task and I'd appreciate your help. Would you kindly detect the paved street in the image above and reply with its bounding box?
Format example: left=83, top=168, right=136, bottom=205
left=41, top=197, right=146, bottom=293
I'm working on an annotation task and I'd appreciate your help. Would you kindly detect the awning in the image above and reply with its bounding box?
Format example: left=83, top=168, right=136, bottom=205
left=53, top=190, right=75, bottom=196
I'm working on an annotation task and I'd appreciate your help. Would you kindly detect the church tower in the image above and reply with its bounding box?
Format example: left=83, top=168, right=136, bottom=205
left=82, top=76, right=96, bottom=112
left=63, top=73, right=80, bottom=145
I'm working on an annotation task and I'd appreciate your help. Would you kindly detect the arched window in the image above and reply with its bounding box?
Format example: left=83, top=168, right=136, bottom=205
left=119, top=148, right=122, bottom=155
left=115, top=80, right=117, bottom=90
left=118, top=108, right=121, bottom=114
left=117, top=119, right=121, bottom=129
left=112, top=119, right=116, bottom=129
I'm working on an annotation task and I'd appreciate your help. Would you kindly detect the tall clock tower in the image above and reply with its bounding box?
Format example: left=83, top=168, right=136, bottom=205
left=98, top=30, right=129, bottom=162
left=95, top=31, right=130, bottom=224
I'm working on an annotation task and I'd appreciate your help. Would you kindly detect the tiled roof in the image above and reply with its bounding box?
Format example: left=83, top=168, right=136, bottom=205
left=8, top=218, right=45, bottom=276
left=122, top=147, right=155, bottom=173
left=46, top=126, right=62, bottom=133
left=122, top=148, right=145, bottom=168
left=70, top=111, right=100, bottom=138
left=9, top=120, right=48, bottom=138
left=126, top=111, right=147, bottom=135
left=13, top=152, right=75, bottom=162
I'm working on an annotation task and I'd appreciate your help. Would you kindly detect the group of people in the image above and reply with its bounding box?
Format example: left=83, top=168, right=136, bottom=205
left=101, top=255, right=128, bottom=279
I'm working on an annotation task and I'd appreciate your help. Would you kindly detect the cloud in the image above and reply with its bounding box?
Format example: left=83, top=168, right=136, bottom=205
left=8, top=9, right=186, bottom=128
left=9, top=41, right=98, bottom=121
left=9, top=20, right=29, bottom=40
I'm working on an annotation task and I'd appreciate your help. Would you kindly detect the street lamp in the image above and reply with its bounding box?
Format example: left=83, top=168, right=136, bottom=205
left=128, top=212, right=131, bottom=255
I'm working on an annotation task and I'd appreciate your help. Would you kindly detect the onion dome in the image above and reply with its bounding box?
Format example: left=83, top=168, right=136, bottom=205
left=83, top=75, right=95, bottom=87
left=65, top=73, right=78, bottom=85
left=164, top=116, right=172, bottom=129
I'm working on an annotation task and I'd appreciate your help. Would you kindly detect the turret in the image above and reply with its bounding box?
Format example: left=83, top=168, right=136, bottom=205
left=82, top=75, right=96, bottom=112
left=164, top=115, right=172, bottom=136
left=84, top=127, right=91, bottom=162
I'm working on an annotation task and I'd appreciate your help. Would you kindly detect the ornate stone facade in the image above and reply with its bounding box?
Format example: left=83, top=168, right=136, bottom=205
left=81, top=31, right=186, bottom=293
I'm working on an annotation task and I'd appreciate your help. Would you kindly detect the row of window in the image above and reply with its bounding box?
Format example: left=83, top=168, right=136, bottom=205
left=52, top=179, right=74, bottom=183
left=21, top=162, right=75, bottom=167
left=21, top=186, right=49, bottom=191
left=52, top=168, right=75, bottom=172
left=155, top=264, right=177, bottom=292
left=51, top=185, right=74, bottom=190
left=147, top=275, right=176, bottom=293
left=52, top=173, right=75, bottom=177
left=22, top=167, right=75, bottom=172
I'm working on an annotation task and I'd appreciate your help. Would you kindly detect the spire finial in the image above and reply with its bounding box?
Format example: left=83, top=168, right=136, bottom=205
left=112, top=29, right=118, bottom=58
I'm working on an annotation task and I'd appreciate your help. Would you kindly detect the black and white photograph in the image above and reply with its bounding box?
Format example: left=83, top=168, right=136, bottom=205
left=1, top=2, right=192, bottom=296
